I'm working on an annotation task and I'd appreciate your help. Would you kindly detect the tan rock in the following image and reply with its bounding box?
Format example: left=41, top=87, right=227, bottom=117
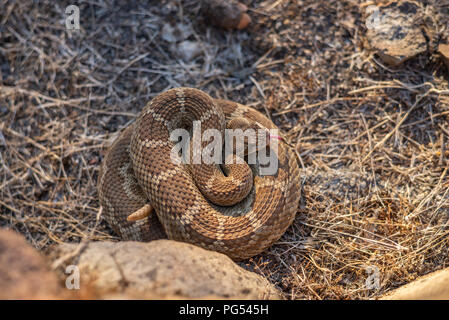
left=48, top=240, right=282, bottom=299
left=201, top=0, right=251, bottom=30
left=0, top=229, right=62, bottom=299
left=365, top=1, right=427, bottom=66
left=381, top=268, right=449, bottom=300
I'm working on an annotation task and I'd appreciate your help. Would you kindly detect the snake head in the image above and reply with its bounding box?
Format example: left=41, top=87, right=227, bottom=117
left=226, top=118, right=281, bottom=156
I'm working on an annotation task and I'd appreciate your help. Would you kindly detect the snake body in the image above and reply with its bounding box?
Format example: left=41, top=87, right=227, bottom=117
left=98, top=88, right=300, bottom=260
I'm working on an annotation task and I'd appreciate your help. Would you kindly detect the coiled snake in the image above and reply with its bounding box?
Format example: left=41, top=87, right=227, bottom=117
left=98, top=88, right=301, bottom=260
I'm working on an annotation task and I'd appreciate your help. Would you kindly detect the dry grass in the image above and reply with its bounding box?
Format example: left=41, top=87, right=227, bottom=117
left=1, top=0, right=448, bottom=299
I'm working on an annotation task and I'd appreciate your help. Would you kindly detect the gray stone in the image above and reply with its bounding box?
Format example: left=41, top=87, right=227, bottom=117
left=48, top=240, right=282, bottom=299
left=365, top=1, right=427, bottom=66
left=173, top=40, right=203, bottom=62
left=161, top=23, right=193, bottom=43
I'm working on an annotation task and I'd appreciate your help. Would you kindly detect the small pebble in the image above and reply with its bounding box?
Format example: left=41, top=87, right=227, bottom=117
left=174, top=41, right=203, bottom=62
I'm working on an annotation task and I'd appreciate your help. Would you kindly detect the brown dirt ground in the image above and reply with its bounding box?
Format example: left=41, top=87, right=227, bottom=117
left=1, top=0, right=448, bottom=299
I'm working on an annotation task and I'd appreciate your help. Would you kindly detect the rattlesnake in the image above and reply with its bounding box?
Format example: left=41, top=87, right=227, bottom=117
left=98, top=88, right=301, bottom=260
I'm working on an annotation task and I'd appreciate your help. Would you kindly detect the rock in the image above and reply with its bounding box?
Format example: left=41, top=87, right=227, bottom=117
left=0, top=229, right=62, bottom=299
left=161, top=23, right=203, bottom=62
left=173, top=40, right=203, bottom=62
left=438, top=43, right=449, bottom=72
left=161, top=23, right=193, bottom=43
left=48, top=240, right=282, bottom=299
left=381, top=268, right=449, bottom=300
left=201, top=0, right=251, bottom=30
left=364, top=1, right=427, bottom=66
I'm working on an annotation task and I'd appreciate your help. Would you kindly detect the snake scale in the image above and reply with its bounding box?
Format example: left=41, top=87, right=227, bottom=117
left=98, top=88, right=301, bottom=260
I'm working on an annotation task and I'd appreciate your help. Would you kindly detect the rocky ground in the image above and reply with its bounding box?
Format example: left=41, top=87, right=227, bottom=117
left=1, top=0, right=448, bottom=299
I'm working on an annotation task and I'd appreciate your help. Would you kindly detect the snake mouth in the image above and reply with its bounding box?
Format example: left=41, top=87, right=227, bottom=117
left=269, top=134, right=283, bottom=142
